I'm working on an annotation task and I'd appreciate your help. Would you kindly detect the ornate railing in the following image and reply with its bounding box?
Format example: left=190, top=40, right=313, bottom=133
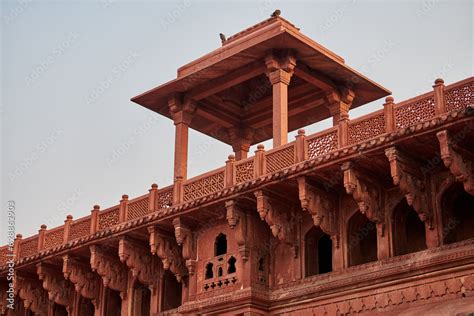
left=5, top=77, right=473, bottom=263
left=68, top=216, right=91, bottom=241
left=183, top=167, right=226, bottom=202
left=127, top=195, right=149, bottom=220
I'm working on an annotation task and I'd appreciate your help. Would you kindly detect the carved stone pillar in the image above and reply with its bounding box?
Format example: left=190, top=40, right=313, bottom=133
left=172, top=218, right=196, bottom=302
left=169, top=95, right=196, bottom=182
left=341, top=162, right=389, bottom=260
left=118, top=236, right=162, bottom=315
left=229, top=127, right=254, bottom=161
left=385, top=147, right=439, bottom=248
left=265, top=53, right=296, bottom=148
left=225, top=200, right=250, bottom=287
left=36, top=263, right=74, bottom=313
left=15, top=274, right=49, bottom=316
left=254, top=190, right=298, bottom=257
left=89, top=245, right=128, bottom=315
left=63, top=254, right=101, bottom=315
left=148, top=225, right=187, bottom=283
left=297, top=176, right=342, bottom=271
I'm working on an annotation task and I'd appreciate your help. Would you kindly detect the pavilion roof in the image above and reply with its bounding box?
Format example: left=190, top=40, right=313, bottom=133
left=131, top=15, right=391, bottom=146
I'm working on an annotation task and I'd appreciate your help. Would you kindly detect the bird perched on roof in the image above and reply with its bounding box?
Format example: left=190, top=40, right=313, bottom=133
left=219, top=33, right=226, bottom=44
left=271, top=9, right=281, bottom=17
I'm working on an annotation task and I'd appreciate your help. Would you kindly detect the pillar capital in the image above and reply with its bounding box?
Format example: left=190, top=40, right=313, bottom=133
left=168, top=94, right=196, bottom=125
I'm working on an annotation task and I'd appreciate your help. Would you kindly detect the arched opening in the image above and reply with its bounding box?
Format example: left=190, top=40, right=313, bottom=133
left=132, top=281, right=151, bottom=316
left=104, top=288, right=122, bottom=315
left=52, top=304, right=68, bottom=316
left=347, top=211, right=377, bottom=267
left=214, top=233, right=227, bottom=256
left=441, top=182, right=474, bottom=244
left=205, top=262, right=213, bottom=279
left=161, top=270, right=182, bottom=311
left=78, top=296, right=95, bottom=316
left=217, top=266, right=223, bottom=277
left=305, top=226, right=332, bottom=277
left=392, top=198, right=427, bottom=256
left=227, top=256, right=236, bottom=274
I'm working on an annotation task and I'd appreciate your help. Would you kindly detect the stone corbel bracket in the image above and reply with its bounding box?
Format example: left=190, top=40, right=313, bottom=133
left=297, top=176, right=340, bottom=248
left=148, top=225, right=187, bottom=282
left=437, top=130, right=474, bottom=195
left=341, top=162, right=385, bottom=235
left=36, top=262, right=74, bottom=311
left=254, top=190, right=298, bottom=256
left=385, top=147, right=433, bottom=227
left=225, top=200, right=249, bottom=261
left=118, top=236, right=161, bottom=289
left=63, top=254, right=100, bottom=305
left=172, top=217, right=197, bottom=277
left=15, top=275, right=49, bottom=315
left=89, top=245, right=128, bottom=299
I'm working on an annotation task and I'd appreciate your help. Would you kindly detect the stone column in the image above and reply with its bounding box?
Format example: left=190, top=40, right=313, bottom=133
left=229, top=127, right=254, bottom=161
left=168, top=95, right=196, bottom=182
left=265, top=53, right=296, bottom=148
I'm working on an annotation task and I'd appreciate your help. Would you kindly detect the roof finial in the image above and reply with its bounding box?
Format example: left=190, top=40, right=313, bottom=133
left=219, top=33, right=226, bottom=44
left=271, top=9, right=281, bottom=18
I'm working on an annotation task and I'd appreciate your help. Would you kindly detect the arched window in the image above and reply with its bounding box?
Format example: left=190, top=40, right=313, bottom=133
left=305, top=226, right=332, bottom=277
left=78, top=296, right=95, bottom=316
left=347, top=211, right=377, bottom=267
left=215, top=233, right=227, bottom=256
left=392, top=198, right=427, bottom=256
left=132, top=281, right=151, bottom=316
left=104, top=288, right=122, bottom=315
left=205, top=262, right=214, bottom=279
left=441, top=183, right=474, bottom=244
left=161, top=270, right=182, bottom=311
left=227, top=256, right=236, bottom=274
left=218, top=266, right=223, bottom=277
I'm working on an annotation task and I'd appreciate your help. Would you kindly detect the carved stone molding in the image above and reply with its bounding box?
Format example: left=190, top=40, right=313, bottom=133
left=36, top=263, right=74, bottom=310
left=118, top=236, right=161, bottom=288
left=437, top=130, right=474, bottom=195
left=15, top=275, right=49, bottom=315
left=63, top=254, right=100, bottom=303
left=225, top=200, right=249, bottom=261
left=89, top=245, right=128, bottom=297
left=341, top=162, right=384, bottom=227
left=385, top=147, right=433, bottom=226
left=254, top=190, right=298, bottom=255
left=148, top=225, right=187, bottom=282
left=297, top=176, right=340, bottom=247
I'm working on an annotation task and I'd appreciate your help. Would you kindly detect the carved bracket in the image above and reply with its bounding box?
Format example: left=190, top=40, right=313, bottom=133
left=37, top=263, right=74, bottom=310
left=437, top=130, right=474, bottom=195
left=341, top=162, right=384, bottom=229
left=385, top=147, right=433, bottom=227
left=118, top=237, right=162, bottom=288
left=225, top=200, right=249, bottom=261
left=297, top=176, right=340, bottom=247
left=254, top=190, right=298, bottom=255
left=63, top=254, right=100, bottom=304
left=89, top=245, right=128, bottom=298
left=15, top=275, right=49, bottom=315
left=148, top=225, right=187, bottom=282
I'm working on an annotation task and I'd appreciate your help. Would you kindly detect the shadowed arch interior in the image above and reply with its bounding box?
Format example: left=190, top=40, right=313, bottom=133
left=392, top=198, right=427, bottom=256
left=347, top=211, right=377, bottom=267
left=441, top=182, right=474, bottom=244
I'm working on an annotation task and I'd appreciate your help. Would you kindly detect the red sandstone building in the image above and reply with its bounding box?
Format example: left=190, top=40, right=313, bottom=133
left=1, top=13, right=474, bottom=316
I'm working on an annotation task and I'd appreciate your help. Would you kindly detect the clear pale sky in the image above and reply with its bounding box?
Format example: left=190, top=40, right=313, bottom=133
left=1, top=0, right=472, bottom=243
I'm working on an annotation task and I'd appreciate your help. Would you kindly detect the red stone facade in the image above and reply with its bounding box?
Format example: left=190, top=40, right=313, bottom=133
left=1, top=14, right=474, bottom=316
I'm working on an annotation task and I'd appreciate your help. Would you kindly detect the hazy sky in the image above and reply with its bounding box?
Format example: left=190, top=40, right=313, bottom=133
left=1, top=0, right=472, bottom=243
